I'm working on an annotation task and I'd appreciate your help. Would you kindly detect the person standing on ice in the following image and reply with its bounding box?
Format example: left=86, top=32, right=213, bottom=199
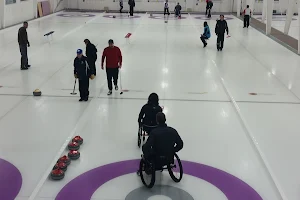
left=243, top=5, right=252, bottom=28
left=174, top=3, right=182, bottom=18
left=101, top=39, right=123, bottom=96
left=74, top=49, right=94, bottom=102
left=215, top=15, right=229, bottom=51
left=18, top=22, right=30, bottom=70
left=164, top=0, right=170, bottom=16
left=206, top=0, right=213, bottom=18
left=120, top=0, right=123, bottom=13
left=128, top=0, right=135, bottom=16
left=84, top=39, right=97, bottom=76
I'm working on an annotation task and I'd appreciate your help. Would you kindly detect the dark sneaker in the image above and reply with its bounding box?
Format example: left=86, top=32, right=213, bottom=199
left=204, top=43, right=207, bottom=48
left=21, top=67, right=28, bottom=70
left=79, top=99, right=83, bottom=102
left=26, top=65, right=31, bottom=68
left=115, top=85, right=119, bottom=91
left=107, top=90, right=112, bottom=95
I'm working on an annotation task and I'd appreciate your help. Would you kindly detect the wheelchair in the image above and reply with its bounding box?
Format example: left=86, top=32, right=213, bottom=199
left=137, top=153, right=183, bottom=188
left=137, top=124, right=157, bottom=148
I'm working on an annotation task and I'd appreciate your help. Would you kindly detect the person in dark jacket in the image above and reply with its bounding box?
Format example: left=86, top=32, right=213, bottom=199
left=18, top=22, right=30, bottom=70
left=215, top=15, right=229, bottom=51
left=174, top=3, right=181, bottom=18
left=206, top=0, right=213, bottom=18
left=84, top=39, right=98, bottom=76
left=138, top=93, right=163, bottom=134
left=142, top=112, right=183, bottom=162
left=200, top=21, right=211, bottom=48
left=74, top=49, right=94, bottom=102
left=128, top=0, right=135, bottom=16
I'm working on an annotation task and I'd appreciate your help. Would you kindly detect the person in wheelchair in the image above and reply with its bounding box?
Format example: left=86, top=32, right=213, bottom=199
left=142, top=112, right=183, bottom=166
left=138, top=93, right=163, bottom=135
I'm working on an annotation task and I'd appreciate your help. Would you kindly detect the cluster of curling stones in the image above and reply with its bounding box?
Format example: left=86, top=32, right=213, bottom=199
left=50, top=136, right=83, bottom=180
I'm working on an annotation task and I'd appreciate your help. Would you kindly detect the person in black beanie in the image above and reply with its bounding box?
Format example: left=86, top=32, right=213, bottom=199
left=215, top=15, right=229, bottom=51
left=74, top=49, right=95, bottom=101
left=84, top=39, right=97, bottom=76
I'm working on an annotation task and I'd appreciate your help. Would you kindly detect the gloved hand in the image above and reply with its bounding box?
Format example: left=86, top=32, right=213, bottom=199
left=90, top=74, right=95, bottom=80
left=74, top=74, right=78, bottom=79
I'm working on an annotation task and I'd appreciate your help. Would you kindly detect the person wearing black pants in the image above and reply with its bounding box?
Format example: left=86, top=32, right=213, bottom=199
left=84, top=39, right=97, bottom=76
left=215, top=15, right=229, bottom=51
left=128, top=0, right=135, bottom=16
left=164, top=0, right=170, bottom=16
left=74, top=49, right=94, bottom=102
left=18, top=22, right=30, bottom=70
left=106, top=68, right=119, bottom=92
left=206, top=0, right=213, bottom=18
left=243, top=5, right=252, bottom=28
left=102, top=39, right=123, bottom=95
left=120, top=0, right=123, bottom=13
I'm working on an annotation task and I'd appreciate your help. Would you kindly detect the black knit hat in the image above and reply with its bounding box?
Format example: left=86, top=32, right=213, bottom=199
left=108, top=39, right=114, bottom=44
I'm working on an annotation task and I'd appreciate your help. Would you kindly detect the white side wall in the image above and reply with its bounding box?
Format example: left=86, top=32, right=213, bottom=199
left=67, top=0, right=298, bottom=14
left=4, top=0, right=35, bottom=27
left=2, top=0, right=64, bottom=28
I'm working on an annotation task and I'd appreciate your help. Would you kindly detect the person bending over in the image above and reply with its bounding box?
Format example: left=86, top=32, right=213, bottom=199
left=142, top=112, right=184, bottom=162
left=200, top=21, right=211, bottom=48
left=138, top=93, right=163, bottom=134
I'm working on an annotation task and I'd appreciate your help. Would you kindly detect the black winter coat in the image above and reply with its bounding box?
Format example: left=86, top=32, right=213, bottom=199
left=74, top=56, right=91, bottom=80
left=142, top=124, right=183, bottom=159
left=86, top=43, right=97, bottom=61
left=18, top=27, right=29, bottom=45
left=138, top=104, right=163, bottom=126
left=128, top=0, right=135, bottom=7
left=215, top=20, right=229, bottom=35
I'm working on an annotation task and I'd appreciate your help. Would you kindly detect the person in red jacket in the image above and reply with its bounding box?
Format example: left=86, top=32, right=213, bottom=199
left=101, top=39, right=123, bottom=95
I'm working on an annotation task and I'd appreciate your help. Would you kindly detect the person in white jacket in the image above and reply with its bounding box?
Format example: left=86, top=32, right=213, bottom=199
left=243, top=5, right=252, bottom=28
left=164, top=0, right=170, bottom=15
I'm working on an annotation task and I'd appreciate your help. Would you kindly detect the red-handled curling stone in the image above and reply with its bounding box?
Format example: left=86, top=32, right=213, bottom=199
left=53, top=161, right=67, bottom=172
left=50, top=168, right=65, bottom=180
left=68, top=141, right=80, bottom=151
left=68, top=150, right=80, bottom=160
left=57, top=155, right=71, bottom=165
left=72, top=136, right=83, bottom=145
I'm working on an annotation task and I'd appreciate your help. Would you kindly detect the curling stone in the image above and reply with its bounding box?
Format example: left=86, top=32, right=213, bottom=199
left=53, top=161, right=68, bottom=172
left=68, top=141, right=80, bottom=151
left=68, top=150, right=80, bottom=160
left=50, top=169, right=65, bottom=180
left=57, top=155, right=71, bottom=165
left=165, top=21, right=168, bottom=23
left=150, top=13, right=153, bottom=17
left=33, top=89, right=41, bottom=96
left=113, top=15, right=116, bottom=18
left=72, top=136, right=83, bottom=145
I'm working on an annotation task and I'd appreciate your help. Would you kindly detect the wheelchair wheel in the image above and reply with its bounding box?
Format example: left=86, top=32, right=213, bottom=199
left=139, top=158, right=156, bottom=188
left=167, top=153, right=183, bottom=183
left=138, top=127, right=142, bottom=148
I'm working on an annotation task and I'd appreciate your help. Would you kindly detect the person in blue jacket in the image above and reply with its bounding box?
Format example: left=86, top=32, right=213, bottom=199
left=200, top=21, right=211, bottom=48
